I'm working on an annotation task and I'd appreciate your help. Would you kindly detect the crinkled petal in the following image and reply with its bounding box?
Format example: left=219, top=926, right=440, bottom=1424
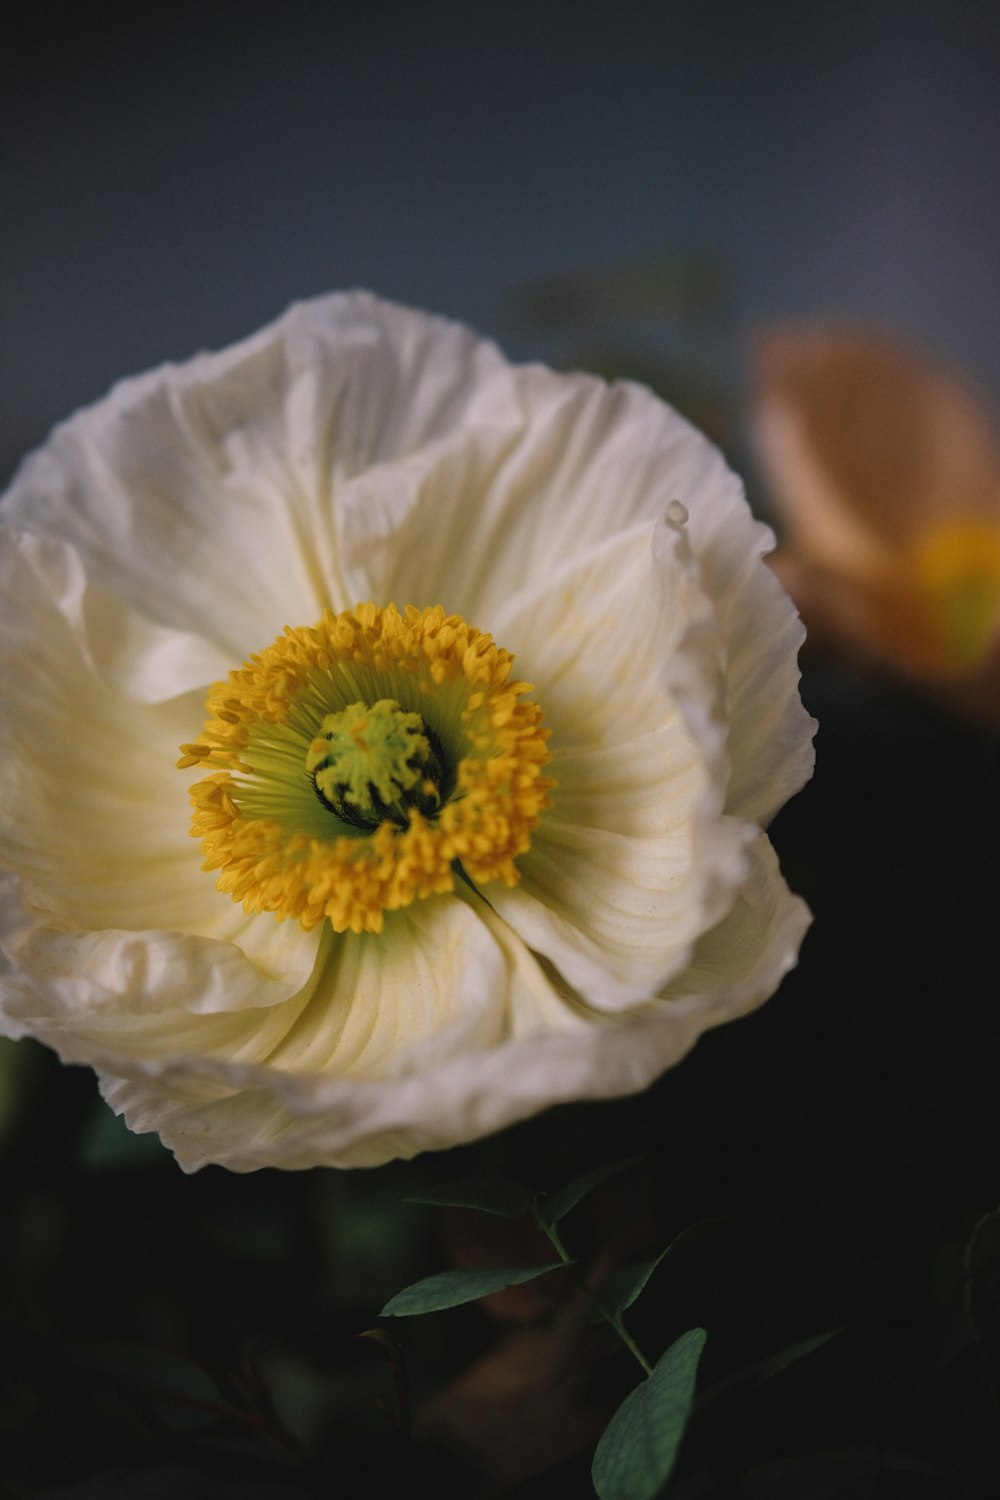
left=85, top=886, right=586, bottom=1170
left=95, top=847, right=806, bottom=1172
left=337, top=365, right=698, bottom=622
left=656, top=831, right=811, bottom=1010
left=484, top=515, right=750, bottom=1008
left=1, top=294, right=510, bottom=657
left=0, top=867, right=320, bottom=1033
left=0, top=528, right=319, bottom=1011
left=8, top=530, right=233, bottom=702
left=0, top=292, right=814, bottom=1172
left=678, top=496, right=815, bottom=826
left=4, top=293, right=812, bottom=825
left=330, top=321, right=814, bottom=826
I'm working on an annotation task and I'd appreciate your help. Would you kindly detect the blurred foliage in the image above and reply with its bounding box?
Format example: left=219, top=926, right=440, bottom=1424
left=511, top=253, right=739, bottom=461
left=513, top=256, right=726, bottom=331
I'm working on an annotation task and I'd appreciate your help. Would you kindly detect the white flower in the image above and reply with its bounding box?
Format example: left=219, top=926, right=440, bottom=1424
left=0, top=293, right=814, bottom=1171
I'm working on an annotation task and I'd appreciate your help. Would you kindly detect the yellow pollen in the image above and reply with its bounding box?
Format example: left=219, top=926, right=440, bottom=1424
left=179, top=604, right=554, bottom=933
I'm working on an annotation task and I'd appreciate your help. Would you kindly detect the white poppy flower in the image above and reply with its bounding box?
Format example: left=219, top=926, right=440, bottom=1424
left=0, top=293, right=814, bottom=1171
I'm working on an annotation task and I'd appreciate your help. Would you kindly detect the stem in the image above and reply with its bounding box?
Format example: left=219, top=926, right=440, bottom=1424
left=535, top=1212, right=653, bottom=1377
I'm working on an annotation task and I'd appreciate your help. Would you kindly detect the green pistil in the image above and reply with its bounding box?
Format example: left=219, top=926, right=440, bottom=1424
left=306, top=699, right=444, bottom=830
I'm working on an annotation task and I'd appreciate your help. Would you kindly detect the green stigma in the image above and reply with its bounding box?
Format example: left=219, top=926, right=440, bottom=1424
left=306, top=699, right=444, bottom=830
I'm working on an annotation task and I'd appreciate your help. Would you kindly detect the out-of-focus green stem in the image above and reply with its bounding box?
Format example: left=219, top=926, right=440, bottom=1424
left=535, top=1211, right=653, bottom=1377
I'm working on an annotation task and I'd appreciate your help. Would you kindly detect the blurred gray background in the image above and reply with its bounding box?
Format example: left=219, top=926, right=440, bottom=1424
left=3, top=0, right=998, bottom=487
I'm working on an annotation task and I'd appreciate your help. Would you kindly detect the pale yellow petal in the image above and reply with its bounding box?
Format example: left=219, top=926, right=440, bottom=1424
left=341, top=365, right=724, bottom=627
left=0, top=528, right=319, bottom=1010
left=484, top=515, right=749, bottom=1006
left=91, top=847, right=806, bottom=1173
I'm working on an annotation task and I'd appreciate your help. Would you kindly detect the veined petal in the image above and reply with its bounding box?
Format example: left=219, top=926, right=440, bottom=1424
left=0, top=867, right=320, bottom=1031
left=330, top=328, right=814, bottom=828
left=341, top=363, right=728, bottom=625
left=92, top=849, right=805, bottom=1173
left=86, top=886, right=589, bottom=1171
left=0, top=528, right=318, bottom=1008
left=656, top=831, right=811, bottom=1011
left=1, top=526, right=233, bottom=702
left=681, top=499, right=815, bottom=826
left=639, top=427, right=816, bottom=828
left=1, top=294, right=510, bottom=659
left=0, top=292, right=814, bottom=1172
left=485, top=515, right=748, bottom=1007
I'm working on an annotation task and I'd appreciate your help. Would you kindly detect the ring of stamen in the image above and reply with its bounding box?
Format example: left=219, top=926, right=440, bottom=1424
left=178, top=604, right=554, bottom=934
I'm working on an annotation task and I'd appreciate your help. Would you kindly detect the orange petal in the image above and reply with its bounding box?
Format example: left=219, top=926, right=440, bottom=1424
left=754, top=326, right=1000, bottom=563
left=771, top=548, right=1000, bottom=725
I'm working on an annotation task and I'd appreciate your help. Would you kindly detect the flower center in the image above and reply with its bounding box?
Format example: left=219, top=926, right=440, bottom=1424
left=306, top=699, right=446, bottom=829
left=178, top=604, right=553, bottom=934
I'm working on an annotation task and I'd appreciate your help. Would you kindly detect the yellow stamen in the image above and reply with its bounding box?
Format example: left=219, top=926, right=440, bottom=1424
left=179, top=604, right=553, bottom=933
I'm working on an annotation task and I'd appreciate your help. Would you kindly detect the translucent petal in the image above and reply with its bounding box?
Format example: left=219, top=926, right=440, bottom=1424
left=678, top=497, right=815, bottom=826
left=1, top=529, right=232, bottom=702
left=0, top=294, right=814, bottom=1172
left=1, top=294, right=508, bottom=657
left=341, top=362, right=722, bottom=626
left=0, top=529, right=319, bottom=1010
left=484, top=517, right=749, bottom=1007
left=93, top=848, right=806, bottom=1173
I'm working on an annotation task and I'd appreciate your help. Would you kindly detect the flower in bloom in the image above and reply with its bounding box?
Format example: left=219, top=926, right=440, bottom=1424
left=0, top=293, right=814, bottom=1170
left=755, top=326, right=1000, bottom=725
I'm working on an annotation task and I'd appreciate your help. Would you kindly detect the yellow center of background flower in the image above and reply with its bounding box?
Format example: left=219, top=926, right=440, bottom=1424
left=178, top=604, right=553, bottom=934
left=911, top=520, right=1000, bottom=671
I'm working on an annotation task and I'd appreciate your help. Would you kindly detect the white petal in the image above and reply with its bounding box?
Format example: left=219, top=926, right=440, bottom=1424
left=1, top=293, right=509, bottom=658
left=720, top=553, right=816, bottom=827
left=340, top=364, right=721, bottom=624
left=664, top=443, right=816, bottom=825
left=656, top=831, right=811, bottom=1012
left=93, top=846, right=805, bottom=1173
left=88, top=887, right=585, bottom=1170
left=0, top=293, right=814, bottom=1173
left=485, top=515, right=749, bottom=1007
left=0, top=523, right=231, bottom=701
left=0, top=865, right=321, bottom=1039
left=3, top=293, right=812, bottom=824
left=0, top=528, right=319, bottom=1012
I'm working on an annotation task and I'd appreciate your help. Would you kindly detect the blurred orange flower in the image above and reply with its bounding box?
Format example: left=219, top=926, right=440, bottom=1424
left=754, top=327, right=1000, bottom=724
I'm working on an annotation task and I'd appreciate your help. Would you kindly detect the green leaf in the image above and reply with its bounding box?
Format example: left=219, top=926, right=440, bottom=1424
left=964, top=1205, right=1000, bottom=1382
left=66, top=1339, right=229, bottom=1431
left=592, top=1327, right=706, bottom=1500
left=540, top=1155, right=642, bottom=1227
left=594, top=1251, right=670, bottom=1321
left=405, top=1174, right=534, bottom=1218
left=657, top=1214, right=728, bottom=1259
left=381, top=1262, right=566, bottom=1317
left=589, top=1219, right=728, bottom=1324
left=696, top=1329, right=839, bottom=1412
left=738, top=1447, right=880, bottom=1499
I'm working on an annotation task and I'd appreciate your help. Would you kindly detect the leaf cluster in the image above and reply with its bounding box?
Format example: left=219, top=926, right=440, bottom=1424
left=386, top=1159, right=708, bottom=1498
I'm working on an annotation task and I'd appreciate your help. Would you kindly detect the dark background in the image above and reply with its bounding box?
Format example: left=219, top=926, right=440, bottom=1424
left=2, top=4, right=999, bottom=1497
left=3, top=1, right=1000, bottom=483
